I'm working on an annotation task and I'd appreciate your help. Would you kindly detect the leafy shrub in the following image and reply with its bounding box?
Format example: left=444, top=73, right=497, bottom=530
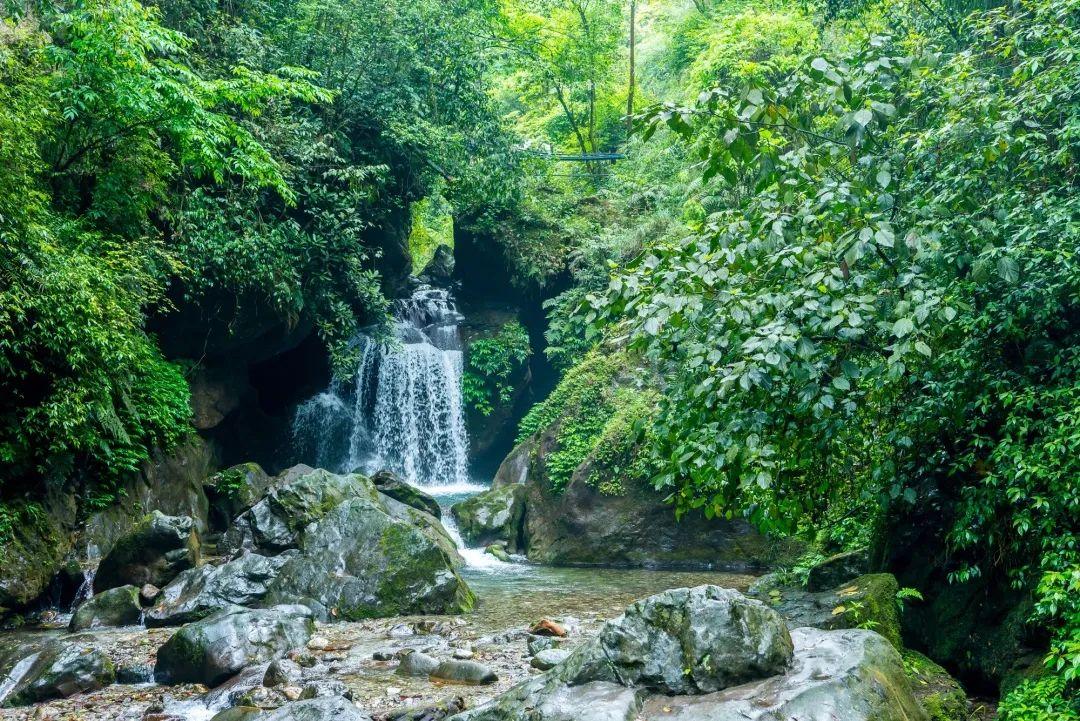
left=463, top=321, right=532, bottom=416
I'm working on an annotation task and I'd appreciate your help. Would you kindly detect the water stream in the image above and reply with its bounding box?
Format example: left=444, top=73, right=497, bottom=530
left=292, top=285, right=470, bottom=485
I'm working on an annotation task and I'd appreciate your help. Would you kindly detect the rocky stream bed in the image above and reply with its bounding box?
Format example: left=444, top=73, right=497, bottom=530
left=1, top=466, right=979, bottom=721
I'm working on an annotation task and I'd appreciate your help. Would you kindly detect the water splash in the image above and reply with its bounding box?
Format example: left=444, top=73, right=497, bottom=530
left=293, top=285, right=470, bottom=487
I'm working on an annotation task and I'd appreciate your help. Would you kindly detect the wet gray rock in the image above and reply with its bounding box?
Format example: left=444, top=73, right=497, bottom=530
left=529, top=682, right=642, bottom=721
left=205, top=463, right=275, bottom=532
left=530, top=649, right=571, bottom=670
left=0, top=635, right=115, bottom=706
left=749, top=573, right=903, bottom=649
left=573, top=586, right=792, bottom=695
left=94, top=510, right=199, bottom=592
left=116, top=662, right=155, bottom=684
left=384, top=697, right=467, bottom=721
left=418, top=244, right=455, bottom=286
left=450, top=485, right=525, bottom=551
left=264, top=658, right=304, bottom=687
left=372, top=470, right=442, bottom=519
left=141, top=583, right=161, bottom=604
left=451, top=586, right=792, bottom=721
left=146, top=551, right=298, bottom=626
left=211, top=697, right=373, bottom=721
left=155, top=605, right=314, bottom=686
left=300, top=679, right=351, bottom=700
left=807, top=548, right=871, bottom=591
left=69, top=584, right=143, bottom=630
left=397, top=650, right=440, bottom=677
left=430, top=659, right=498, bottom=685
left=222, top=469, right=380, bottom=554
left=265, top=495, right=474, bottom=620
left=526, top=636, right=562, bottom=656
left=636, top=628, right=928, bottom=721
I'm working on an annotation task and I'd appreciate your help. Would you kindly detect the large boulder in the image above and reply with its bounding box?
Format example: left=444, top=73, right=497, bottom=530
left=450, top=484, right=525, bottom=551
left=750, top=573, right=902, bottom=649
left=153, top=468, right=470, bottom=623
left=145, top=551, right=298, bottom=626
left=221, top=469, right=380, bottom=555
left=69, top=585, right=142, bottom=631
left=83, top=438, right=214, bottom=555
left=371, top=470, right=442, bottom=519
left=903, top=650, right=969, bottom=721
left=0, top=498, right=75, bottom=615
left=0, top=635, right=115, bottom=706
left=205, top=463, right=275, bottom=533
left=521, top=455, right=799, bottom=567
left=453, top=586, right=792, bottom=721
left=567, top=586, right=793, bottom=695
left=155, top=605, right=314, bottom=686
left=93, top=510, right=200, bottom=593
left=210, top=697, right=373, bottom=721
left=265, top=496, right=474, bottom=620
left=636, top=628, right=927, bottom=721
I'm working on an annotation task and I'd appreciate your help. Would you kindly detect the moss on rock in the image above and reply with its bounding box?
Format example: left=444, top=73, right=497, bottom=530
left=903, top=650, right=969, bottom=721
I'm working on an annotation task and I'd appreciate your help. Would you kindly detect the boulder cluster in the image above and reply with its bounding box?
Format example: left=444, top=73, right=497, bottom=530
left=0, top=465, right=473, bottom=706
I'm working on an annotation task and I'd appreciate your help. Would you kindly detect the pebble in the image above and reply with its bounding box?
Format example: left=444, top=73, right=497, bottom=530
left=530, top=648, right=571, bottom=670
left=387, top=686, right=402, bottom=697
left=282, top=686, right=303, bottom=700
left=307, top=635, right=331, bottom=650
left=452, top=646, right=474, bottom=660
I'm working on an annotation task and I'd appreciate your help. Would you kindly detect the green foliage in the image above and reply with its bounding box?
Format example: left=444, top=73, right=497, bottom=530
left=208, top=468, right=248, bottom=501
left=895, top=586, right=923, bottom=613
left=999, top=675, right=1080, bottom=721
left=0, top=0, right=330, bottom=490
left=463, top=322, right=532, bottom=416
left=409, top=194, right=455, bottom=274
left=587, top=0, right=1080, bottom=703
left=515, top=350, right=657, bottom=493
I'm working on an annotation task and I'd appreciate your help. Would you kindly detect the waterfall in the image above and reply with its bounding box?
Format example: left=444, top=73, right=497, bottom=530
left=292, top=285, right=470, bottom=487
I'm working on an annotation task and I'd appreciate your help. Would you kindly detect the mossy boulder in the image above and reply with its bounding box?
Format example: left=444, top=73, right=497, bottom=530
left=749, top=572, right=903, bottom=649
left=222, top=469, right=380, bottom=554
left=148, top=468, right=471, bottom=623
left=0, top=500, right=74, bottom=615
left=634, top=628, right=928, bottom=721
left=69, top=585, right=142, bottom=631
left=94, top=511, right=200, bottom=593
left=903, top=650, right=969, bottom=721
left=0, top=635, right=116, bottom=706
left=266, top=496, right=474, bottom=620
left=450, top=484, right=525, bottom=551
left=205, top=463, right=274, bottom=532
left=155, top=605, right=314, bottom=686
left=372, top=470, right=442, bottom=519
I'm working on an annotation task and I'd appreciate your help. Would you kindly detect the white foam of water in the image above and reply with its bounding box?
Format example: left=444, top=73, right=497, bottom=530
left=415, top=482, right=491, bottom=497
left=440, top=511, right=523, bottom=572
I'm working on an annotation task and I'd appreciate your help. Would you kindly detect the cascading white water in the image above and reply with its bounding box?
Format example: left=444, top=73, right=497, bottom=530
left=292, top=285, right=470, bottom=487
